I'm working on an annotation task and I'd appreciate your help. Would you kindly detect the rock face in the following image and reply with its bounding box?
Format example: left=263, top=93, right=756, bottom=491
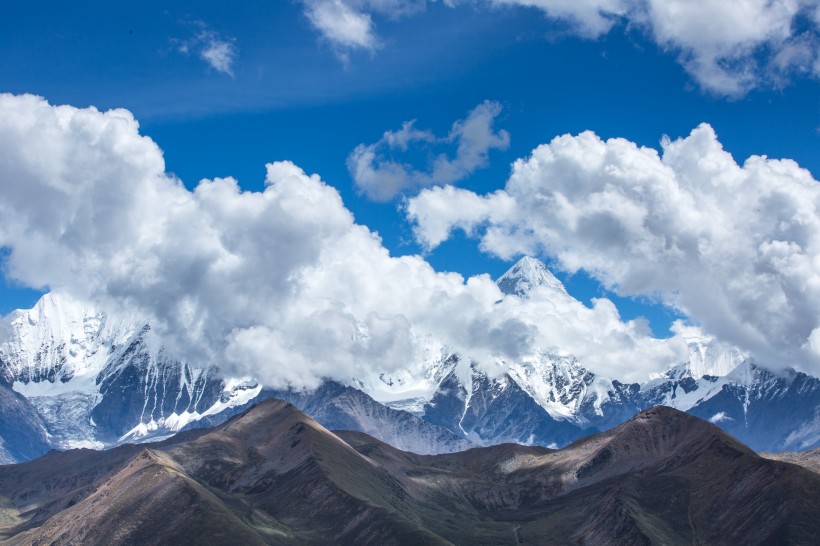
left=1, top=402, right=818, bottom=545
left=186, top=381, right=474, bottom=455
left=639, top=362, right=820, bottom=451
left=0, top=378, right=49, bottom=464
left=420, top=357, right=596, bottom=447
left=379, top=337, right=819, bottom=453
left=88, top=325, right=225, bottom=440
left=0, top=293, right=469, bottom=459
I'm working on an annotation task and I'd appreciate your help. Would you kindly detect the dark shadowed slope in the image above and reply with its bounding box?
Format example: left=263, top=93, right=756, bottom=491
left=2, top=403, right=819, bottom=545
left=0, top=369, right=50, bottom=465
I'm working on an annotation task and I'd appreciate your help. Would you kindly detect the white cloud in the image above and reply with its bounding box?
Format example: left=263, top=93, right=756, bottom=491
left=303, top=0, right=379, bottom=51
left=0, top=94, right=686, bottom=385
left=408, top=123, right=820, bottom=375
left=709, top=411, right=733, bottom=424
left=512, top=0, right=819, bottom=95
left=302, top=0, right=819, bottom=95
left=641, top=0, right=818, bottom=96
left=348, top=100, right=510, bottom=201
left=178, top=28, right=237, bottom=76
left=302, top=0, right=429, bottom=53
left=493, top=0, right=629, bottom=38
left=199, top=36, right=237, bottom=76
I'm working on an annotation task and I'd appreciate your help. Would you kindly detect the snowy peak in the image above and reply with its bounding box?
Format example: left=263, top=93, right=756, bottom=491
left=0, top=292, right=138, bottom=387
left=684, top=335, right=746, bottom=378
left=505, top=352, right=597, bottom=420
left=497, top=256, right=568, bottom=297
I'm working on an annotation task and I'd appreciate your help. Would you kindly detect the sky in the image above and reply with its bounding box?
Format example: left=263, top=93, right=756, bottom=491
left=0, top=0, right=819, bottom=384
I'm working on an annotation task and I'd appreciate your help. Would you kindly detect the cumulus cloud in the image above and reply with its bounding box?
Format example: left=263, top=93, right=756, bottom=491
left=407, top=123, right=820, bottom=374
left=178, top=27, right=237, bottom=76
left=640, top=0, right=819, bottom=96
left=302, top=0, right=819, bottom=95
left=348, top=100, right=510, bottom=201
left=0, top=94, right=685, bottom=385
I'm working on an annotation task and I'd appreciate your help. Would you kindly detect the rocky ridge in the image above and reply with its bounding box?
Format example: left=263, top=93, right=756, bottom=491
left=1, top=402, right=818, bottom=545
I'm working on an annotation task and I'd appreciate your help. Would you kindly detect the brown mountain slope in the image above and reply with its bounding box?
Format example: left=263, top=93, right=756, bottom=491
left=0, top=400, right=446, bottom=545
left=760, top=448, right=820, bottom=474
left=1, top=402, right=818, bottom=545
left=5, top=449, right=276, bottom=546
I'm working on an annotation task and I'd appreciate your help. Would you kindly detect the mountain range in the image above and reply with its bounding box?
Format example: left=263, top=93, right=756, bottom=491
left=1, top=400, right=818, bottom=545
left=1, top=257, right=818, bottom=463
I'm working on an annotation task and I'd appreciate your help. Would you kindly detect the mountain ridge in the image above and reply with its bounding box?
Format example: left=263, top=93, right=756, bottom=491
left=1, top=401, right=818, bottom=545
left=0, top=257, right=817, bottom=462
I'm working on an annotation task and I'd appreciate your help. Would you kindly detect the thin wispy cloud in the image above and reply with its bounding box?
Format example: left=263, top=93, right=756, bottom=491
left=301, top=0, right=429, bottom=57
left=304, top=0, right=379, bottom=51
left=177, top=25, right=237, bottom=77
left=348, top=100, right=510, bottom=201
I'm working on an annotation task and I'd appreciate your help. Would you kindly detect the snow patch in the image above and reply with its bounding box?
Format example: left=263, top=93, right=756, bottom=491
left=119, top=380, right=263, bottom=443
left=62, top=439, right=106, bottom=450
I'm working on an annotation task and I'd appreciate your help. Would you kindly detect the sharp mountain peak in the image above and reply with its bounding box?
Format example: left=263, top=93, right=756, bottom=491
left=497, top=255, right=568, bottom=297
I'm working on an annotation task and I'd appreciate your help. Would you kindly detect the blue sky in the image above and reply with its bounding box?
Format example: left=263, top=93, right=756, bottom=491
left=1, top=0, right=819, bottom=345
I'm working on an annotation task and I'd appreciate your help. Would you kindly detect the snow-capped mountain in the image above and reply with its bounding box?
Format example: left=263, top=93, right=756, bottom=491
left=356, top=257, right=818, bottom=451
left=228, top=381, right=474, bottom=455
left=641, top=361, right=820, bottom=451
left=496, top=255, right=568, bottom=297
left=392, top=344, right=817, bottom=452
left=1, top=292, right=137, bottom=388
left=0, top=293, right=255, bottom=451
left=678, top=332, right=747, bottom=378
left=0, top=257, right=817, bottom=463
left=0, top=293, right=472, bottom=459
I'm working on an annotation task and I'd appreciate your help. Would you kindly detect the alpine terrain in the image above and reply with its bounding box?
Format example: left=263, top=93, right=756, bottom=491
left=0, top=257, right=818, bottom=462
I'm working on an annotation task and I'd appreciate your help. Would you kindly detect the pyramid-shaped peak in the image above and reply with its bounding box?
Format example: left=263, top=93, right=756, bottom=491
left=497, top=256, right=568, bottom=297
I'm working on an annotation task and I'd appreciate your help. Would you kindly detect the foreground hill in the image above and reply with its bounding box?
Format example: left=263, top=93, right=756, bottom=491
left=1, top=402, right=818, bottom=545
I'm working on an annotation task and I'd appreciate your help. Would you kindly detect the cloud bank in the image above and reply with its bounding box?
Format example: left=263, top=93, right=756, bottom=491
left=348, top=100, right=510, bottom=201
left=303, top=0, right=820, bottom=96
left=408, top=123, right=820, bottom=374
left=0, top=94, right=687, bottom=385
